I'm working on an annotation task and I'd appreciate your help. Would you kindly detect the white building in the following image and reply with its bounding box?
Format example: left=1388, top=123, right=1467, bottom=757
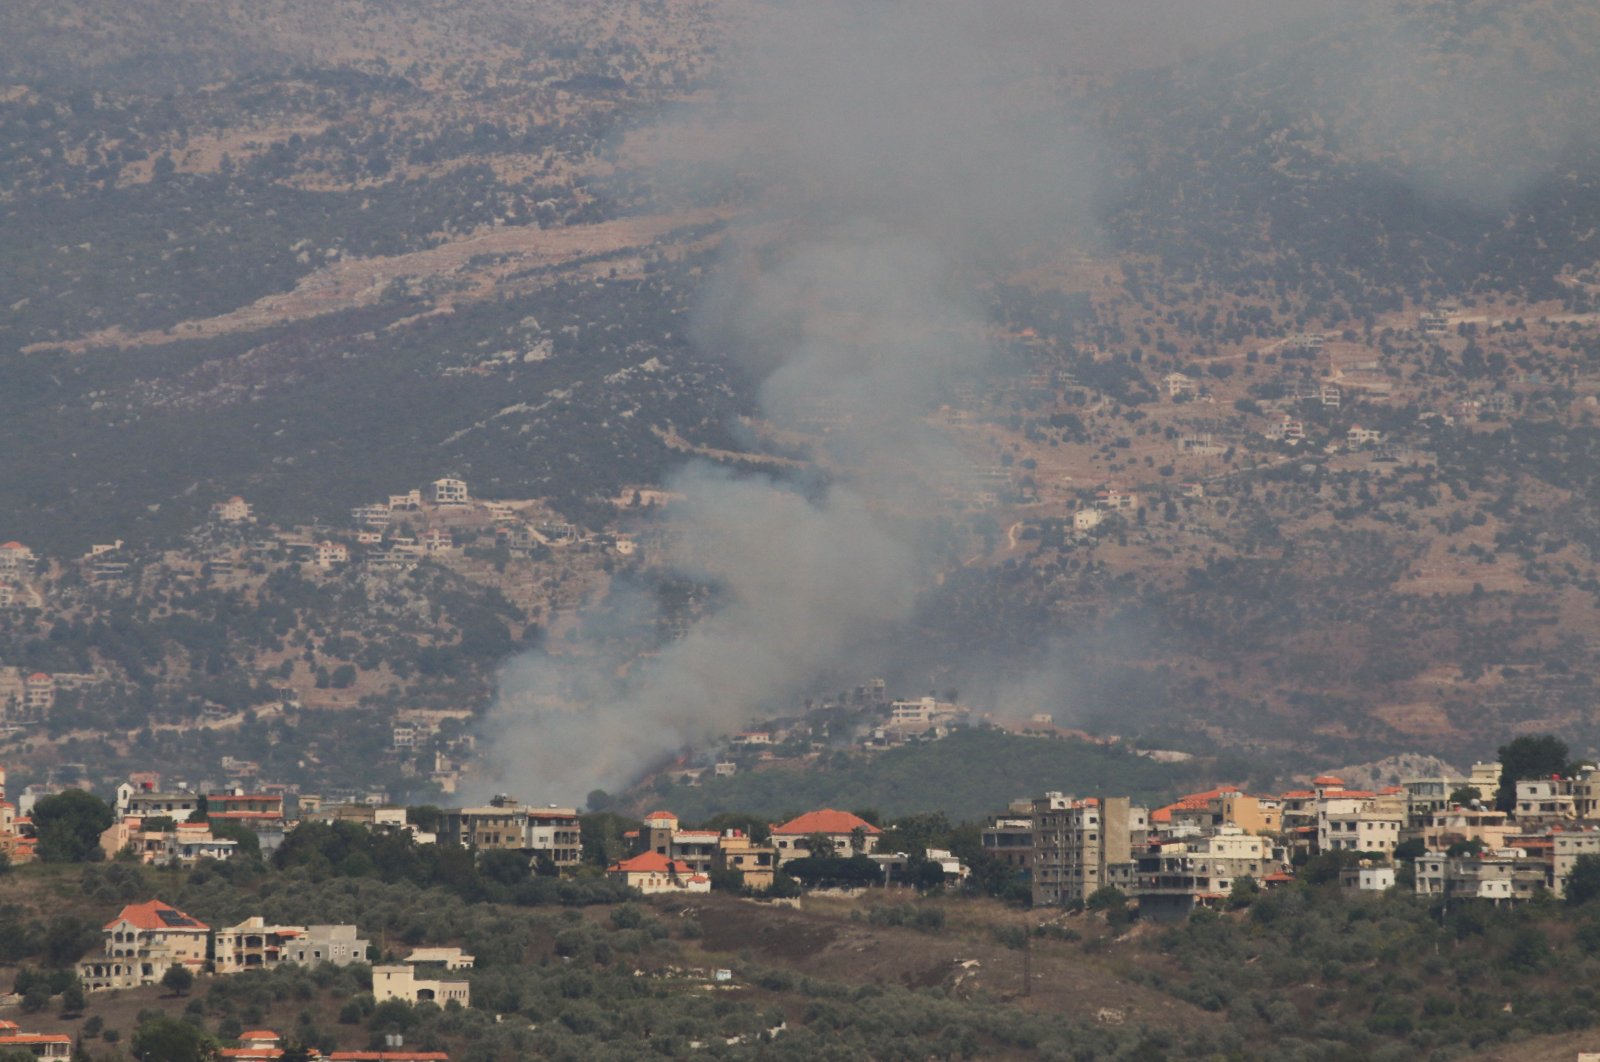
left=373, top=964, right=470, bottom=1007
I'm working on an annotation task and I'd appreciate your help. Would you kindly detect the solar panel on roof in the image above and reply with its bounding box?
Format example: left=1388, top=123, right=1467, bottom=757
left=158, top=909, right=199, bottom=927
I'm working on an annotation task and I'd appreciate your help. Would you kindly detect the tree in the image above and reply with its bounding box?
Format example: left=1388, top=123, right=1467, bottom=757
left=1227, top=875, right=1260, bottom=910
left=1566, top=854, right=1600, bottom=906
left=206, top=820, right=262, bottom=863
left=32, top=789, right=114, bottom=863
left=58, top=979, right=85, bottom=1017
left=1497, top=735, right=1572, bottom=812
left=161, top=964, right=194, bottom=996
left=1448, top=786, right=1482, bottom=806
left=131, top=1015, right=212, bottom=1062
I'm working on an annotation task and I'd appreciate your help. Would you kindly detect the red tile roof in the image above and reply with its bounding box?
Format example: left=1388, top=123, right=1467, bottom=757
left=107, top=899, right=208, bottom=932
left=771, top=809, right=881, bottom=836
left=608, top=851, right=688, bottom=874
left=1280, top=790, right=1315, bottom=800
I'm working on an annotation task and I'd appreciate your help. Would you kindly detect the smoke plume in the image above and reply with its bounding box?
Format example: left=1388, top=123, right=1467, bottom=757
left=474, top=0, right=1099, bottom=802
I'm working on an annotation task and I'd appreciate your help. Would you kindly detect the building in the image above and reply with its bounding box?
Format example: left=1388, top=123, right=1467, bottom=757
left=430, top=479, right=469, bottom=506
left=770, top=809, right=882, bottom=865
left=405, top=947, right=474, bottom=970
left=116, top=782, right=202, bottom=820
left=524, top=807, right=582, bottom=869
left=314, top=541, right=349, bottom=568
left=1414, top=850, right=1547, bottom=904
left=1073, top=508, right=1104, bottom=532
left=1552, top=830, right=1600, bottom=898
left=1423, top=806, right=1515, bottom=852
left=373, top=964, right=470, bottom=1007
left=0, top=1021, right=71, bottom=1059
left=215, top=919, right=369, bottom=974
left=207, top=792, right=288, bottom=854
left=1135, top=828, right=1271, bottom=919
left=1317, top=794, right=1402, bottom=856
left=98, top=817, right=238, bottom=865
left=1031, top=794, right=1146, bottom=907
left=1515, top=777, right=1577, bottom=824
left=981, top=803, right=1035, bottom=879
left=441, top=799, right=526, bottom=852
left=211, top=496, right=253, bottom=523
left=0, top=542, right=36, bottom=575
left=1340, top=864, right=1396, bottom=892
left=23, top=673, right=53, bottom=716
left=714, top=830, right=778, bottom=890
left=887, top=697, right=963, bottom=731
left=605, top=851, right=712, bottom=894
left=79, top=900, right=209, bottom=992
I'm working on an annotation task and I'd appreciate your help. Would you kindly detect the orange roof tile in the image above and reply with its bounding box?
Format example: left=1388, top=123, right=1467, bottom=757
left=1280, top=790, right=1315, bottom=799
left=771, top=809, right=881, bottom=836
left=608, top=851, right=688, bottom=874
left=106, top=899, right=208, bottom=932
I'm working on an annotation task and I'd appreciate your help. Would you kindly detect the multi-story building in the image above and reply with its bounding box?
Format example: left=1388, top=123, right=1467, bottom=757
left=440, top=798, right=582, bottom=870
left=769, top=809, right=882, bottom=865
left=524, top=808, right=583, bottom=869
left=78, top=900, right=209, bottom=992
left=981, top=802, right=1034, bottom=879
left=215, top=918, right=369, bottom=973
left=1423, top=806, right=1515, bottom=852
left=1515, top=777, right=1577, bottom=824
left=441, top=798, right=526, bottom=851
left=430, top=478, right=470, bottom=506
left=1414, top=850, right=1547, bottom=904
left=1552, top=829, right=1600, bottom=898
left=98, top=818, right=238, bottom=865
left=1135, top=827, right=1272, bottom=919
left=1317, top=795, right=1403, bottom=856
left=714, top=830, right=778, bottom=890
left=1030, top=794, right=1146, bottom=907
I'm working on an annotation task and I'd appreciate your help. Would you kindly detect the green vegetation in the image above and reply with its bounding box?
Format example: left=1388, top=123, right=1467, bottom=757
left=651, top=729, right=1202, bottom=821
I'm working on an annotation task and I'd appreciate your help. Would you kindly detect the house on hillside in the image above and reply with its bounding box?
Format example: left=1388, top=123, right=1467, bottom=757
left=605, top=851, right=711, bottom=894
left=770, top=809, right=882, bottom=865
left=78, top=900, right=209, bottom=991
left=373, top=964, right=470, bottom=1007
left=0, top=1021, right=71, bottom=1059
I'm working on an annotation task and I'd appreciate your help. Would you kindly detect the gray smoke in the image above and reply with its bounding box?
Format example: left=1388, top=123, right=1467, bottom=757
left=474, top=0, right=1102, bottom=803
left=473, top=0, right=1597, bottom=803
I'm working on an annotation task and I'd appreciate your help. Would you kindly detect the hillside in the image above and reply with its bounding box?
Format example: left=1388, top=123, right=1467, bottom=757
left=3, top=0, right=1600, bottom=793
left=638, top=730, right=1207, bottom=822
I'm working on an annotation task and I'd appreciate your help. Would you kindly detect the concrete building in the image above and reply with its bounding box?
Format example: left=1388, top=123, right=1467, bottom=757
left=1552, top=830, right=1600, bottom=898
left=1515, top=777, right=1577, bottom=824
left=605, top=851, right=711, bottom=894
left=981, top=803, right=1034, bottom=879
left=405, top=947, right=474, bottom=970
left=1135, top=827, right=1270, bottom=919
left=78, top=900, right=209, bottom=992
left=0, top=1021, right=71, bottom=1059
left=373, top=964, right=470, bottom=1007
left=1031, top=794, right=1146, bottom=907
left=524, top=808, right=583, bottom=869
left=713, top=830, right=778, bottom=890
left=770, top=809, right=882, bottom=865
left=430, top=479, right=469, bottom=506
left=1414, top=850, right=1547, bottom=904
